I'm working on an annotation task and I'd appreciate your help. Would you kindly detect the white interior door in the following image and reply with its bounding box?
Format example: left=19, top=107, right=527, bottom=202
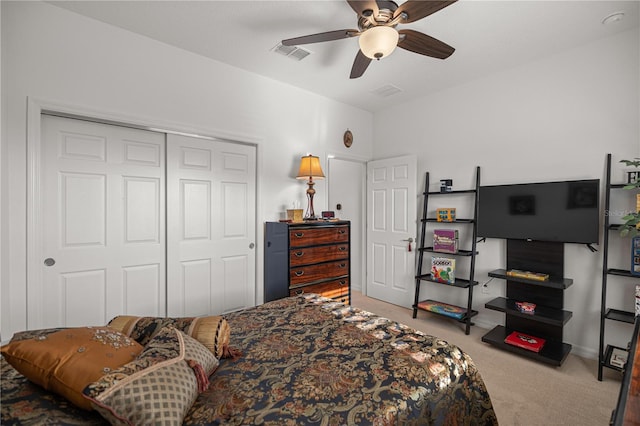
left=35, top=115, right=166, bottom=328
left=327, top=157, right=365, bottom=291
left=166, top=134, right=256, bottom=316
left=366, top=155, right=417, bottom=307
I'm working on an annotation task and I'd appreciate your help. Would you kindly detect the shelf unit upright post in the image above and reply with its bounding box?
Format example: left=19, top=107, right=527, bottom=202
left=598, top=153, right=640, bottom=381
left=412, top=166, right=480, bottom=335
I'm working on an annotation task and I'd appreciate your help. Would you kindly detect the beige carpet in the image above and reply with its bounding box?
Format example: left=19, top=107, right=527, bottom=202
left=350, top=291, right=622, bottom=426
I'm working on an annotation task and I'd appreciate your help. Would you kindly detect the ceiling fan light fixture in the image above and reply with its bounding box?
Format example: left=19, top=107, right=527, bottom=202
left=358, top=26, right=399, bottom=60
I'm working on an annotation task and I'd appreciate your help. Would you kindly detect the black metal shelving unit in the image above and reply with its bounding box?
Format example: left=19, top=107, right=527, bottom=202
left=598, top=153, right=640, bottom=381
left=412, top=167, right=480, bottom=335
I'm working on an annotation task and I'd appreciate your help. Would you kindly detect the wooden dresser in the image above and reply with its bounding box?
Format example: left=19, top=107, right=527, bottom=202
left=264, top=221, right=350, bottom=304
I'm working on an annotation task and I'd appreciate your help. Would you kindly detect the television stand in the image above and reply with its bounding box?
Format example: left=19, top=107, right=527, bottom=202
left=481, top=239, right=573, bottom=366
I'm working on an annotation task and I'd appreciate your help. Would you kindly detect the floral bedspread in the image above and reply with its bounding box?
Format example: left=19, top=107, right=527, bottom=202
left=1, top=294, right=498, bottom=425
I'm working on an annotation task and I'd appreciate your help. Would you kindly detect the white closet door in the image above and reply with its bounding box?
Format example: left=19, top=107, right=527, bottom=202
left=36, top=115, right=166, bottom=328
left=166, top=134, right=256, bottom=316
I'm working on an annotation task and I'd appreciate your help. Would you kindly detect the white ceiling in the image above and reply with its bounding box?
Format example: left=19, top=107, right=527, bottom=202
left=48, top=0, right=639, bottom=112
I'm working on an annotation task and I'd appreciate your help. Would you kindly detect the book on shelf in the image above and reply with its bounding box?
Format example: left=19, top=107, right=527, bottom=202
left=436, top=208, right=456, bottom=222
left=506, top=269, right=549, bottom=281
left=433, top=229, right=458, bottom=253
left=431, top=257, right=455, bottom=284
left=417, top=300, right=466, bottom=319
left=632, top=236, right=640, bottom=277
left=504, top=331, right=546, bottom=353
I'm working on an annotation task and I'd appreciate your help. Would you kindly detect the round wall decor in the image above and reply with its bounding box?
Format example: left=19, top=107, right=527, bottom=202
left=343, top=130, right=353, bottom=148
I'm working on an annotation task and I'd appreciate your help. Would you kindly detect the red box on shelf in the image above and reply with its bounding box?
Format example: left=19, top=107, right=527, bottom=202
left=504, top=331, right=546, bottom=353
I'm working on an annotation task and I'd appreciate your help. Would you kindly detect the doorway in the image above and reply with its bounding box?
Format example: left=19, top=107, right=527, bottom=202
left=327, top=157, right=365, bottom=292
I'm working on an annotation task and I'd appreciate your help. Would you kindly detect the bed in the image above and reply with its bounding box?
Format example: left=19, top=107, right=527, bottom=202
left=1, top=294, right=498, bottom=425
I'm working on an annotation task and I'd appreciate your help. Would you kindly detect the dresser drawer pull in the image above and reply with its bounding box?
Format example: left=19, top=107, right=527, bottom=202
left=294, top=232, right=304, bottom=238
left=295, top=289, right=304, bottom=295
left=294, top=270, right=305, bottom=277
left=294, top=251, right=304, bottom=257
left=339, top=280, right=346, bottom=286
left=338, top=229, right=346, bottom=234
left=338, top=246, right=346, bottom=251
left=339, top=263, right=346, bottom=268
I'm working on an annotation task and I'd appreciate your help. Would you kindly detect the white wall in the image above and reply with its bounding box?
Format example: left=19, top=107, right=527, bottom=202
left=0, top=1, right=374, bottom=339
left=372, top=28, right=640, bottom=359
left=0, top=0, right=5, bottom=342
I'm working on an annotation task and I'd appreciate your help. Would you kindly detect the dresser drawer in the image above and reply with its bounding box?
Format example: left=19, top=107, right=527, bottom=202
left=289, top=244, right=349, bottom=266
left=289, top=260, right=349, bottom=285
left=290, top=278, right=349, bottom=299
left=289, top=226, right=349, bottom=247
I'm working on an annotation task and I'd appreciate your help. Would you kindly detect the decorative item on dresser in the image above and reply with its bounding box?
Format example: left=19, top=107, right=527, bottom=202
left=264, top=220, right=350, bottom=303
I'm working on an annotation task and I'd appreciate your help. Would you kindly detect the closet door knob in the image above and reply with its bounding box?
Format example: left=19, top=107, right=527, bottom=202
left=44, top=258, right=56, bottom=267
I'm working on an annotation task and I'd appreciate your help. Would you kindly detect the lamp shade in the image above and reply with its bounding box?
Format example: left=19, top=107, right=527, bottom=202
left=296, top=155, right=325, bottom=180
left=358, top=26, right=399, bottom=60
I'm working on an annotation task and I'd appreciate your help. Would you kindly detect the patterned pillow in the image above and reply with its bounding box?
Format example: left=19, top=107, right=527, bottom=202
left=83, top=326, right=219, bottom=425
left=108, top=315, right=230, bottom=359
left=0, top=326, right=142, bottom=410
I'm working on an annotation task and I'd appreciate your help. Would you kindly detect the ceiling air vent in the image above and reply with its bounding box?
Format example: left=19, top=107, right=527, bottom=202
left=272, top=43, right=311, bottom=61
left=370, top=84, right=403, bottom=98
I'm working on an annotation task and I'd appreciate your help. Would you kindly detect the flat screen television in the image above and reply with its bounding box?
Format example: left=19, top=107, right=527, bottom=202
left=477, top=179, right=600, bottom=244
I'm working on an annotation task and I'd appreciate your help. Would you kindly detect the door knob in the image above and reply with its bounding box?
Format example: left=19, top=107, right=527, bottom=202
left=249, top=243, right=255, bottom=249
left=44, top=258, right=56, bottom=267
left=402, top=237, right=414, bottom=252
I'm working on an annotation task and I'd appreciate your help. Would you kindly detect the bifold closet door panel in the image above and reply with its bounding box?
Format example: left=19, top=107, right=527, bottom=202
left=166, top=134, right=256, bottom=317
left=36, top=115, right=166, bottom=329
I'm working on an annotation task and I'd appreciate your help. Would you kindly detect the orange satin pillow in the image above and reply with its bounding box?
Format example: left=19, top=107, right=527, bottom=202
left=0, top=326, right=142, bottom=410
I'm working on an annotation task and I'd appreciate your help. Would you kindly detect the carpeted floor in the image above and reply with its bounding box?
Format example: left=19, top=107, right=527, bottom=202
left=351, top=291, right=622, bottom=426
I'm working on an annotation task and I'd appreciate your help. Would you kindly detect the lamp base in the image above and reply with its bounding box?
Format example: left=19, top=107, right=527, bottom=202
left=304, top=181, right=318, bottom=220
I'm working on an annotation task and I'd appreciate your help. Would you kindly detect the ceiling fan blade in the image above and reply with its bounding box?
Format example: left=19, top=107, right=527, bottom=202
left=398, top=29, right=454, bottom=59
left=282, top=29, right=359, bottom=46
left=394, top=0, right=457, bottom=23
left=346, top=0, right=379, bottom=17
left=350, top=50, right=372, bottom=79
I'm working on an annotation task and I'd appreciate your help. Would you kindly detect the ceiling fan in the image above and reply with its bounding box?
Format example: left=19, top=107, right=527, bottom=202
left=281, top=0, right=458, bottom=79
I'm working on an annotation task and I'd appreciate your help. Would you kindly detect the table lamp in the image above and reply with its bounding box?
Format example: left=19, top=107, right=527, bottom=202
left=296, top=154, right=325, bottom=220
